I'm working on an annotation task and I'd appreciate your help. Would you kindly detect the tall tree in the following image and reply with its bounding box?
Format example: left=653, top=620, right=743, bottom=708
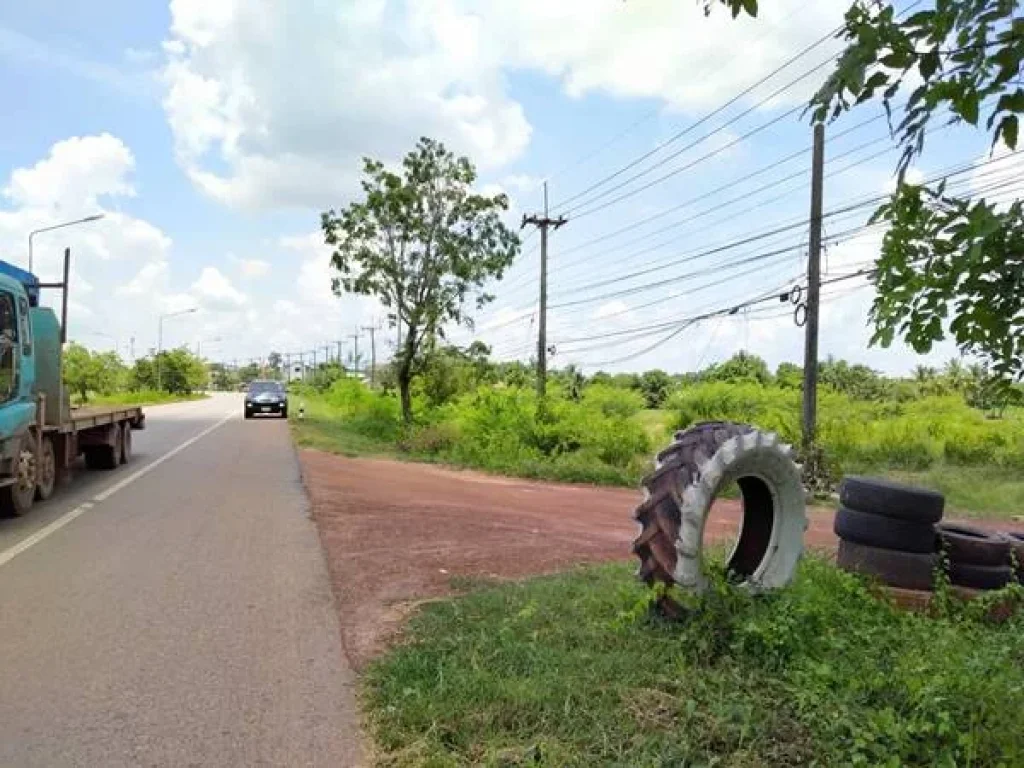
left=808, top=1, right=1023, bottom=389
left=322, top=137, right=520, bottom=422
left=707, top=0, right=1023, bottom=392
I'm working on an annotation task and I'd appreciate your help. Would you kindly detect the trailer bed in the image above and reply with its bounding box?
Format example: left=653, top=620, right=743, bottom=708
left=48, top=405, right=145, bottom=434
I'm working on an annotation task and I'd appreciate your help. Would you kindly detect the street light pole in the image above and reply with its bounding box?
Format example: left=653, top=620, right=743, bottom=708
left=157, top=307, right=197, bottom=390
left=28, top=214, right=104, bottom=273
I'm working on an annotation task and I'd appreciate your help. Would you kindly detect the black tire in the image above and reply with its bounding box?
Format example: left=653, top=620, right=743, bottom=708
left=837, top=539, right=938, bottom=591
left=281, top=406, right=288, bottom=419
left=35, top=435, right=56, bottom=501
left=946, top=561, right=1014, bottom=590
left=839, top=476, right=944, bottom=523
left=120, top=421, right=132, bottom=464
left=0, top=432, right=36, bottom=517
left=937, top=523, right=1010, bottom=567
left=834, top=506, right=937, bottom=554
left=84, top=427, right=120, bottom=471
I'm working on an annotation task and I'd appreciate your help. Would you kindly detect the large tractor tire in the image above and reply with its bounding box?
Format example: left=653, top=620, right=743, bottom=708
left=633, top=422, right=807, bottom=616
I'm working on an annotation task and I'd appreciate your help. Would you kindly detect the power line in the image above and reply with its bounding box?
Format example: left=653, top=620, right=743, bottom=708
left=551, top=21, right=843, bottom=212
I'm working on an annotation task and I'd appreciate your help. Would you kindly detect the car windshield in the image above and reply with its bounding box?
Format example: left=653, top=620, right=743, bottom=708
left=248, top=381, right=283, bottom=395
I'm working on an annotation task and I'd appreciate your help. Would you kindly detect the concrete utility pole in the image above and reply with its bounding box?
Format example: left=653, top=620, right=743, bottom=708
left=298, top=352, right=305, bottom=382
left=336, top=340, right=344, bottom=369
left=521, top=181, right=567, bottom=400
left=361, top=323, right=377, bottom=387
left=349, top=331, right=361, bottom=376
left=802, top=123, right=825, bottom=449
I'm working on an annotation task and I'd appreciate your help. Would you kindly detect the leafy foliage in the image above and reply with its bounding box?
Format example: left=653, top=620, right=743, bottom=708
left=322, top=137, right=520, bottom=422
left=807, top=0, right=1024, bottom=390
left=638, top=368, right=673, bottom=408
left=63, top=343, right=126, bottom=402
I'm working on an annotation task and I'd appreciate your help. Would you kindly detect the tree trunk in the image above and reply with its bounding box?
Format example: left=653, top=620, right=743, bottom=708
left=397, top=323, right=418, bottom=424
left=398, top=367, right=413, bottom=424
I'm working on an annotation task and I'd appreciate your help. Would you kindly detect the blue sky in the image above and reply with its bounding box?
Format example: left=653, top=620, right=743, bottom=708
left=0, top=0, right=1013, bottom=374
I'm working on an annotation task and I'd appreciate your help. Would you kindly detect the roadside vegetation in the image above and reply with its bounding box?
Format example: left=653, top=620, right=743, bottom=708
left=64, top=342, right=210, bottom=405
left=365, top=558, right=1024, bottom=766
left=289, top=349, right=1024, bottom=518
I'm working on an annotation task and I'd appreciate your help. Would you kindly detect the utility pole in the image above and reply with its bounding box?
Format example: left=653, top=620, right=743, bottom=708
left=362, top=323, right=377, bottom=387
left=521, top=181, right=567, bottom=400
left=802, top=123, right=825, bottom=449
left=298, top=352, right=305, bottom=382
left=129, top=336, right=135, bottom=364
left=336, top=340, right=344, bottom=369
left=350, top=330, right=360, bottom=376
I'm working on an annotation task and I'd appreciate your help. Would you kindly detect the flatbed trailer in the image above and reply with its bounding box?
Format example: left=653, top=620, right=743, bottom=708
left=48, top=404, right=144, bottom=474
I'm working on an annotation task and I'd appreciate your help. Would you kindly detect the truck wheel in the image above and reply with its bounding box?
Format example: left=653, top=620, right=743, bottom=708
left=84, top=425, right=121, bottom=471
left=35, top=436, right=56, bottom=501
left=0, top=433, right=37, bottom=517
left=120, top=421, right=132, bottom=464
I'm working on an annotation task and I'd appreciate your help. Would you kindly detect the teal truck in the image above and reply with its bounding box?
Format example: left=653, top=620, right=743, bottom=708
left=0, top=249, right=143, bottom=517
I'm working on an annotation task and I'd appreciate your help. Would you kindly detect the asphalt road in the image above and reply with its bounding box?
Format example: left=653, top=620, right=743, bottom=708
left=0, top=394, right=362, bottom=766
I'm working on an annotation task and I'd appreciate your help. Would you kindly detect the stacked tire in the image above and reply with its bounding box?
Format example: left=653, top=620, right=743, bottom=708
left=937, top=523, right=1014, bottom=590
left=836, top=476, right=1021, bottom=592
left=835, top=477, right=942, bottom=591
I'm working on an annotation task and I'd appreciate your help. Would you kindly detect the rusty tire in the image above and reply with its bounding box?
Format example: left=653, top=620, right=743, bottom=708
left=633, top=422, right=807, bottom=615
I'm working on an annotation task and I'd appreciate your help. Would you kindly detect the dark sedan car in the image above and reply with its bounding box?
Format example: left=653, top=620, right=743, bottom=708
left=244, top=380, right=288, bottom=419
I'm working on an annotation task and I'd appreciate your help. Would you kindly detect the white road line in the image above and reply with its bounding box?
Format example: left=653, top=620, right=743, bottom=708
left=0, top=411, right=236, bottom=569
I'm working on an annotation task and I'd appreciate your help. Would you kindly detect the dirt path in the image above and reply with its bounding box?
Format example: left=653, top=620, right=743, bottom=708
left=301, top=450, right=847, bottom=667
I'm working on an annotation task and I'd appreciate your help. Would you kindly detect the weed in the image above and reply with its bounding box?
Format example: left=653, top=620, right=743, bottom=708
left=365, top=557, right=1024, bottom=766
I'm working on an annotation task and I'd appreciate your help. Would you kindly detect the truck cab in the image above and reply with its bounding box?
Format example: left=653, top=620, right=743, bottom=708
left=0, top=255, right=142, bottom=518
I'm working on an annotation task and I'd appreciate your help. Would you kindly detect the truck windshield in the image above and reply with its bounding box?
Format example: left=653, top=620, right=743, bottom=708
left=248, top=382, right=283, bottom=394
left=0, top=293, right=15, bottom=402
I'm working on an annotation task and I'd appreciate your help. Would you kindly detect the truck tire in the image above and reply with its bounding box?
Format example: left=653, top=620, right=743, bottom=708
left=837, top=539, right=937, bottom=591
left=833, top=506, right=937, bottom=554
left=839, top=476, right=944, bottom=523
left=946, top=561, right=1014, bottom=590
left=120, top=421, right=132, bottom=464
left=84, top=425, right=121, bottom=471
left=633, top=422, right=806, bottom=613
left=936, top=523, right=1010, bottom=567
left=35, top=435, right=56, bottom=501
left=0, top=432, right=37, bottom=517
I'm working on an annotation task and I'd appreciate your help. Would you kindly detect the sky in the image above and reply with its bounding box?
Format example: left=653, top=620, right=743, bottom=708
left=0, top=0, right=1017, bottom=375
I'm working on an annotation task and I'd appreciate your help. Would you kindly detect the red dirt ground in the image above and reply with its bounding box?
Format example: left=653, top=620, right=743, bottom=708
left=300, top=450, right=849, bottom=667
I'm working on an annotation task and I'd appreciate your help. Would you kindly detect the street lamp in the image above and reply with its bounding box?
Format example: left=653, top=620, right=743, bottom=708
left=157, top=307, right=197, bottom=390
left=28, top=214, right=105, bottom=273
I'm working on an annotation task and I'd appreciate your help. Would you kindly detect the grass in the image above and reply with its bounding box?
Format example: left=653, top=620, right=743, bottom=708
left=290, top=397, right=399, bottom=458
left=74, top=390, right=208, bottom=407
left=364, top=558, right=1024, bottom=767
left=885, top=465, right=1024, bottom=520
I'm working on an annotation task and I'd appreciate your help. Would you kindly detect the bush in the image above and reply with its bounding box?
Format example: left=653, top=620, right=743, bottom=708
left=669, top=382, right=1024, bottom=473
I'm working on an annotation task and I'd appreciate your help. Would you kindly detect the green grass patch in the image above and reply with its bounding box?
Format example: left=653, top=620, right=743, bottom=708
left=76, top=390, right=207, bottom=407
left=365, top=559, right=1024, bottom=767
left=883, top=465, right=1024, bottom=520
left=289, top=396, right=399, bottom=458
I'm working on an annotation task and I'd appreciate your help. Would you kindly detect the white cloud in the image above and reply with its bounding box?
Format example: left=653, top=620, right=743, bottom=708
left=160, top=0, right=845, bottom=210
left=117, top=261, right=169, bottom=296
left=592, top=300, right=631, bottom=320
left=229, top=254, right=271, bottom=278
left=191, top=266, right=247, bottom=309
left=0, top=134, right=177, bottom=357
left=4, top=133, right=135, bottom=211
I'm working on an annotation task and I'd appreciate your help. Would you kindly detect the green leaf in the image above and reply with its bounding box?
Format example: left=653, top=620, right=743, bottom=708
left=997, top=115, right=1019, bottom=150
left=919, top=49, right=940, bottom=80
